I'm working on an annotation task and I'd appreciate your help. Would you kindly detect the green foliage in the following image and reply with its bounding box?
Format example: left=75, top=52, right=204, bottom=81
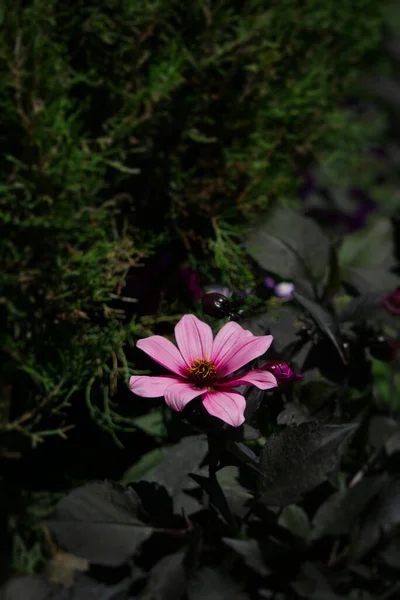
left=0, top=0, right=383, bottom=443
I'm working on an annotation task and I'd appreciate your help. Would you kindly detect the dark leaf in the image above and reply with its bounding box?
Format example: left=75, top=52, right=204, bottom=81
left=131, top=408, right=167, bottom=438
left=277, top=401, right=313, bottom=426
left=278, top=505, right=310, bottom=541
left=267, top=305, right=303, bottom=353
left=380, top=538, right=400, bottom=568
left=187, top=567, right=249, bottom=600
left=146, top=552, right=186, bottom=600
left=121, top=449, right=164, bottom=484
left=368, top=416, right=400, bottom=453
left=292, top=562, right=343, bottom=600
left=244, top=386, right=266, bottom=421
left=339, top=292, right=385, bottom=323
left=311, top=475, right=386, bottom=540
left=239, top=313, right=270, bottom=337
left=0, top=577, right=57, bottom=600
left=245, top=207, right=330, bottom=286
left=243, top=424, right=261, bottom=441
left=130, top=481, right=174, bottom=527
left=343, top=267, right=400, bottom=295
left=293, top=292, right=346, bottom=364
left=189, top=473, right=235, bottom=528
left=352, top=478, right=400, bottom=560
left=338, top=218, right=395, bottom=269
left=222, top=538, right=270, bottom=576
left=47, top=481, right=152, bottom=566
left=225, top=441, right=259, bottom=471
left=145, top=436, right=208, bottom=499
left=297, top=380, right=337, bottom=421
left=0, top=574, right=131, bottom=600
left=217, top=466, right=253, bottom=519
left=258, top=423, right=357, bottom=507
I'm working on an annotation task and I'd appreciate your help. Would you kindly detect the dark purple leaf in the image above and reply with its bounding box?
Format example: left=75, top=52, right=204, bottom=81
left=352, top=478, right=400, bottom=560
left=311, top=475, right=386, bottom=540
left=258, top=423, right=357, bottom=507
left=145, top=436, right=208, bottom=499
left=47, top=481, right=152, bottom=566
left=245, top=207, right=330, bottom=286
left=0, top=574, right=131, bottom=600
left=293, top=292, right=347, bottom=364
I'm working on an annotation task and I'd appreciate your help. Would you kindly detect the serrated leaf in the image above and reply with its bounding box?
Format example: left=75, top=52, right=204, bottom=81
left=293, top=292, right=346, bottom=364
left=245, top=207, right=330, bottom=286
left=222, top=538, right=270, bottom=576
left=47, top=481, right=152, bottom=566
left=258, top=423, right=357, bottom=507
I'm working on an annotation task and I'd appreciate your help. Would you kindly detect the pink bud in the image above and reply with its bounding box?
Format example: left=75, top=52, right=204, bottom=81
left=261, top=360, right=303, bottom=384
left=381, top=288, right=400, bottom=315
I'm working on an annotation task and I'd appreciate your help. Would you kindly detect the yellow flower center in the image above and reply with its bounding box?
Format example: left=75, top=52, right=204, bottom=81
left=188, top=358, right=217, bottom=389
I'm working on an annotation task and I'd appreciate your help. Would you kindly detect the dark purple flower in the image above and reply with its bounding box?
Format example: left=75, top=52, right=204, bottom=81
left=261, top=361, right=303, bottom=384
left=381, top=288, right=400, bottom=316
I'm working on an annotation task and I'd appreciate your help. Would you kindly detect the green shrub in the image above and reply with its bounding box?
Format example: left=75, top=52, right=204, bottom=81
left=0, top=0, right=382, bottom=443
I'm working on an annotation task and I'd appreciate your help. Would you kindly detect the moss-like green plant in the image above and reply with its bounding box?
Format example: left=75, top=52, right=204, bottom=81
left=0, top=0, right=382, bottom=444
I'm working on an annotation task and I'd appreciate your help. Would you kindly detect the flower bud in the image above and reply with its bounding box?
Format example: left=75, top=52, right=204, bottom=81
left=261, top=360, right=303, bottom=384
left=381, top=288, right=400, bottom=315
left=202, top=292, right=230, bottom=319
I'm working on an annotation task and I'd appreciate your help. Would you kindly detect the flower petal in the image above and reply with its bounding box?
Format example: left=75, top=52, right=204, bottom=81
left=129, top=375, right=179, bottom=397
left=164, top=381, right=204, bottom=412
left=216, top=334, right=274, bottom=377
left=136, top=336, right=187, bottom=376
left=218, top=369, right=278, bottom=390
left=211, top=321, right=253, bottom=368
left=202, top=389, right=246, bottom=427
left=174, top=314, right=213, bottom=366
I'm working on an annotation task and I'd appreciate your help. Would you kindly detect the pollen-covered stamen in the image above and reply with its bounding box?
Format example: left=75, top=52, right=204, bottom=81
left=188, top=358, right=217, bottom=389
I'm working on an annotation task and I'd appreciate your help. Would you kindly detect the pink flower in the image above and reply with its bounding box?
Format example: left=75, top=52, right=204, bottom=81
left=129, top=314, right=277, bottom=427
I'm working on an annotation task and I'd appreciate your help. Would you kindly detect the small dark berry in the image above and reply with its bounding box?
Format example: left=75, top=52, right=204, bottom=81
left=368, top=336, right=397, bottom=362
left=202, top=292, right=230, bottom=319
